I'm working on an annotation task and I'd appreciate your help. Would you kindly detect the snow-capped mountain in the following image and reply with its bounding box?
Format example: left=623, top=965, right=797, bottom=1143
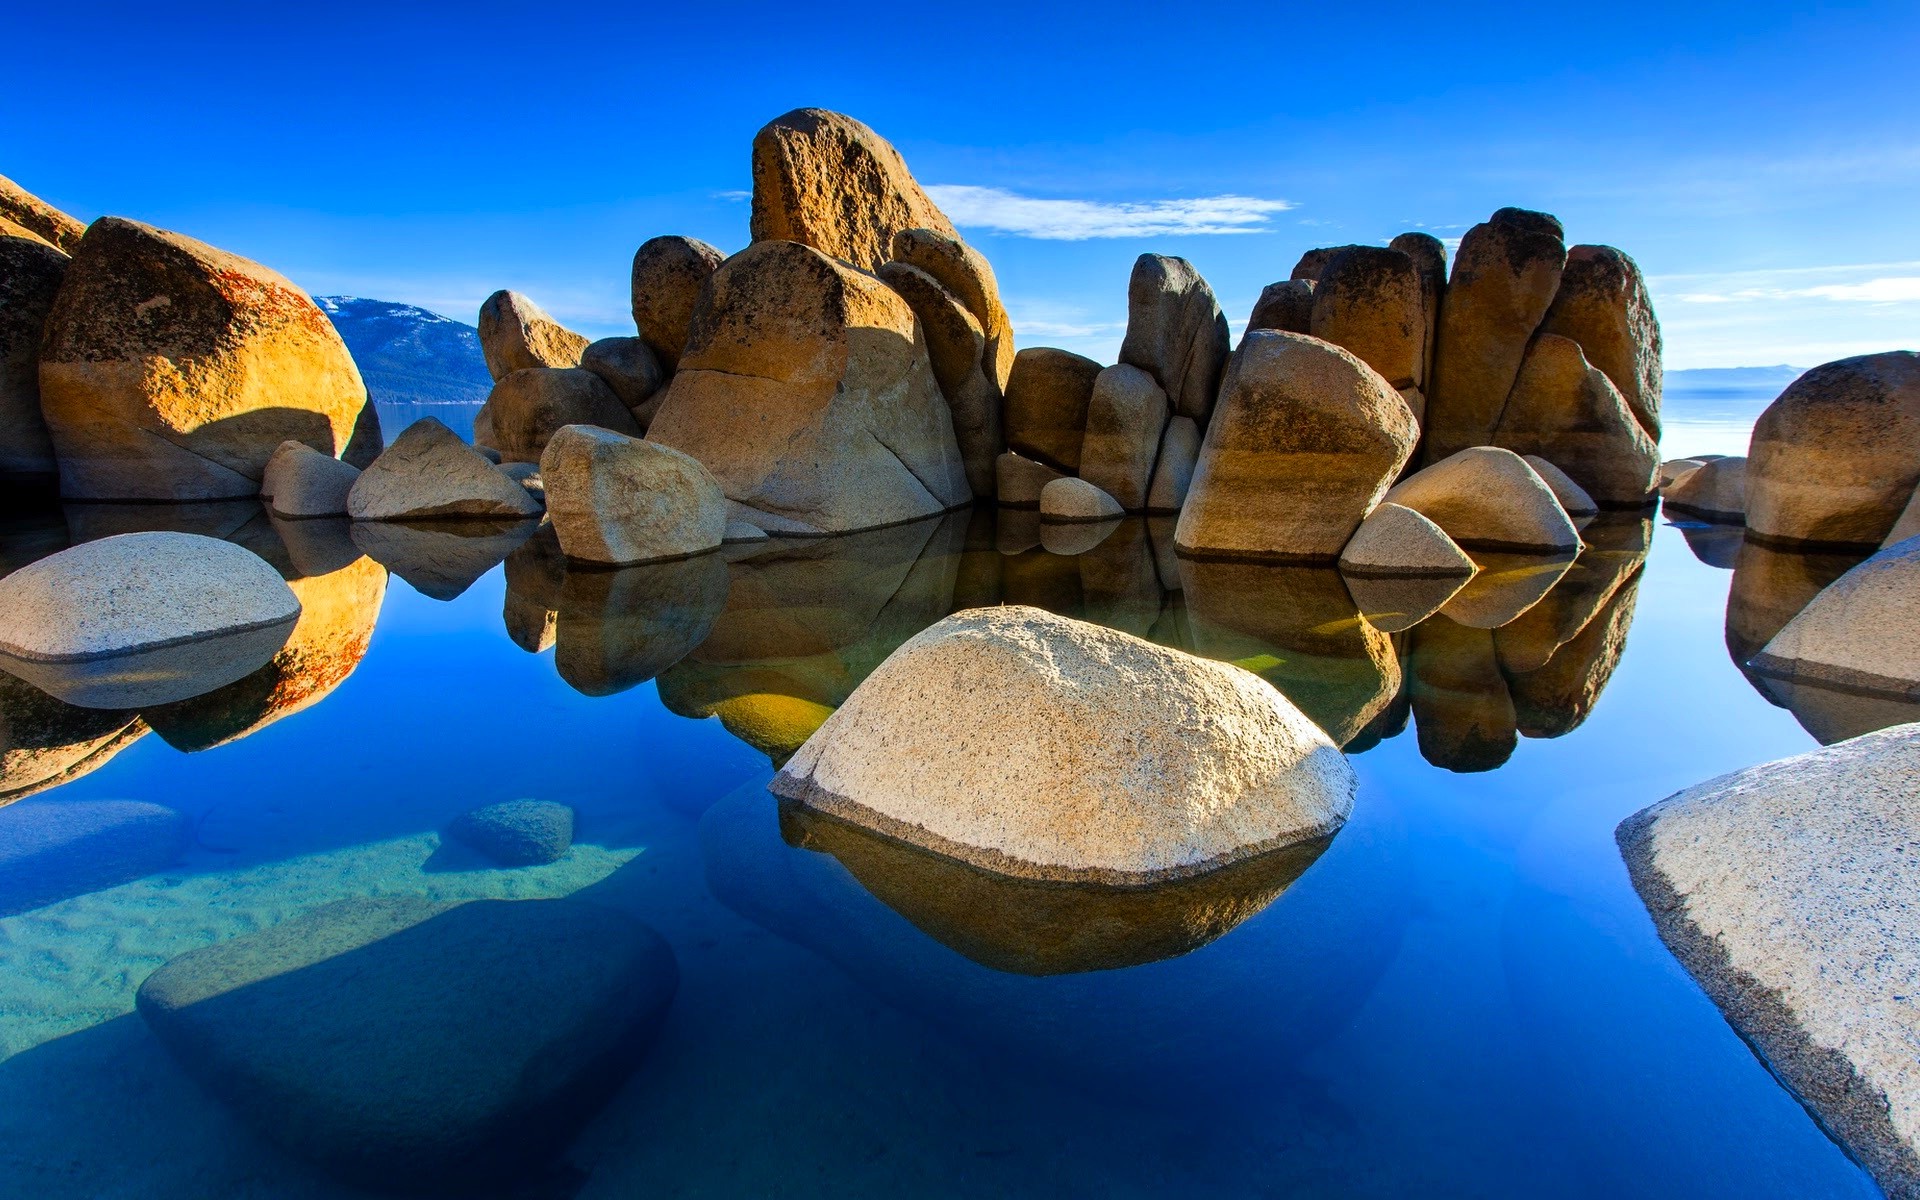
left=315, top=296, right=493, bottom=441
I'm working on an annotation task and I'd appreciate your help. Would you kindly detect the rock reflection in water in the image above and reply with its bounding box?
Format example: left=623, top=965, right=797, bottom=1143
left=501, top=524, right=566, bottom=653
left=1409, top=616, right=1517, bottom=772
left=1677, top=521, right=1743, bottom=569
left=553, top=552, right=730, bottom=696
left=351, top=517, right=538, bottom=601
left=1723, top=537, right=1869, bottom=688
left=1342, top=572, right=1470, bottom=633
left=0, top=671, right=147, bottom=807
left=1754, top=674, right=1920, bottom=745
left=1507, top=568, right=1643, bottom=738
left=1494, top=516, right=1650, bottom=675
left=1438, top=552, right=1574, bottom=629
left=779, top=797, right=1334, bottom=975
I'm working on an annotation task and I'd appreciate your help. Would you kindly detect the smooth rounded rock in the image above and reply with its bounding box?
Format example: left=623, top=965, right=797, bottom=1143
left=448, top=799, right=575, bottom=866
left=0, top=798, right=186, bottom=917
left=1246, top=279, right=1314, bottom=336
left=1539, top=244, right=1663, bottom=438
left=877, top=260, right=1000, bottom=496
left=580, top=336, right=666, bottom=424
left=1339, top=502, right=1477, bottom=578
left=995, top=450, right=1067, bottom=507
left=890, top=227, right=1015, bottom=391
left=348, top=418, right=544, bottom=522
left=261, top=439, right=359, bottom=518
left=1079, top=364, right=1169, bottom=511
left=1382, top=446, right=1582, bottom=554
left=1522, top=455, right=1599, bottom=518
left=1496, top=332, right=1658, bottom=507
left=1663, top=455, right=1747, bottom=523
left=1003, top=346, right=1102, bottom=474
left=1750, top=537, right=1920, bottom=699
left=541, top=424, right=725, bottom=566
left=630, top=235, right=724, bottom=372
left=476, top=366, right=640, bottom=464
left=1118, top=254, right=1230, bottom=424
left=1040, top=477, right=1124, bottom=524
left=1145, top=415, right=1200, bottom=514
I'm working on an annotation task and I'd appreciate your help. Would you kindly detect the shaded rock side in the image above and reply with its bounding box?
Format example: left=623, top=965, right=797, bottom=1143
left=630, top=235, right=724, bottom=372
left=995, top=450, right=1067, bottom=507
left=0, top=671, right=146, bottom=805
left=877, top=261, right=1001, bottom=496
left=1523, top=455, right=1598, bottom=518
left=1388, top=230, right=1448, bottom=394
left=0, top=173, right=86, bottom=253
left=0, top=233, right=66, bottom=486
left=891, top=226, right=1015, bottom=392
left=1495, top=331, right=1658, bottom=507
left=476, top=366, right=640, bottom=464
left=348, top=417, right=543, bottom=522
left=647, top=240, right=969, bottom=535
left=261, top=439, right=359, bottom=518
left=476, top=290, right=588, bottom=380
left=541, top=424, right=726, bottom=565
left=1539, top=243, right=1662, bottom=438
left=1004, top=346, right=1101, bottom=474
left=37, top=218, right=368, bottom=500
left=580, top=336, right=666, bottom=425
left=1118, top=254, right=1231, bottom=424
left=1145, top=415, right=1200, bottom=514
left=1246, top=279, right=1315, bottom=337
left=1663, top=455, right=1747, bottom=523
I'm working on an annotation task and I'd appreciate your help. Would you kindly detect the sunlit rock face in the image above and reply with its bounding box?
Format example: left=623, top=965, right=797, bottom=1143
left=1382, top=447, right=1581, bottom=555
left=348, top=417, right=542, bottom=523
left=1662, top=456, right=1746, bottom=523
left=1537, top=244, right=1664, bottom=440
left=1494, top=333, right=1658, bottom=509
left=37, top=218, right=371, bottom=500
left=475, top=289, right=588, bottom=380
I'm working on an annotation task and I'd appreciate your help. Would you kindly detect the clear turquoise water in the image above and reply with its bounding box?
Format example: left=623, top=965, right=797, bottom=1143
left=0, top=499, right=1895, bottom=1199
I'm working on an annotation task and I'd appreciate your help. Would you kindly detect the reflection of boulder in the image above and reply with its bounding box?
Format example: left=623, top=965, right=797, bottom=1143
left=350, top=517, right=537, bottom=601
left=1436, top=552, right=1574, bottom=629
left=0, top=798, right=186, bottom=917
left=1409, top=616, right=1517, bottom=772
left=1757, top=675, right=1920, bottom=746
left=1724, top=538, right=1869, bottom=675
left=781, top=797, right=1333, bottom=975
left=1342, top=572, right=1468, bottom=633
left=1074, top=519, right=1166, bottom=638
left=1506, top=568, right=1643, bottom=738
left=553, top=553, right=730, bottom=696
left=1678, top=522, right=1743, bottom=569
left=137, top=895, right=678, bottom=1196
left=501, top=524, right=567, bottom=653
left=268, top=515, right=362, bottom=578
left=0, top=672, right=146, bottom=805
left=1493, top=515, right=1649, bottom=672
left=1748, top=537, right=1920, bottom=722
left=1181, top=558, right=1398, bottom=746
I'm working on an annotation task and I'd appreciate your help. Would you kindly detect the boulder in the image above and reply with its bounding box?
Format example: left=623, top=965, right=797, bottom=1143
left=1382, top=446, right=1582, bottom=553
left=1662, top=455, right=1746, bottom=523
left=1175, top=331, right=1418, bottom=561
left=1886, top=488, right=1920, bottom=549
left=1617, top=724, right=1920, bottom=1200
left=1724, top=538, right=1869, bottom=671
left=0, top=173, right=86, bottom=252
left=1749, top=537, right=1920, bottom=699
left=1339, top=502, right=1476, bottom=578
left=1310, top=246, right=1424, bottom=395
left=580, top=336, right=665, bottom=424
left=1659, top=456, right=1717, bottom=488
left=1425, top=208, right=1567, bottom=463
left=448, top=799, right=575, bottom=866
left=1118, top=254, right=1231, bottom=424
left=1495, top=331, right=1658, bottom=507
left=476, top=366, right=640, bottom=463
left=0, top=673, right=146, bottom=805
left=1388, top=231, right=1448, bottom=393
left=750, top=108, right=958, bottom=272
left=995, top=450, right=1066, bottom=507
left=1079, top=364, right=1169, bottom=511
left=646, top=240, right=970, bottom=535
left=1040, top=477, right=1124, bottom=523
left=1290, top=245, right=1368, bottom=282
left=137, top=896, right=678, bottom=1195
left=1522, top=454, right=1598, bottom=518
left=877, top=260, right=1000, bottom=496
left=630, top=235, right=724, bottom=371
left=1003, top=346, right=1101, bottom=473
left=37, top=218, right=368, bottom=500
left=891, top=227, right=1015, bottom=391
left=0, top=798, right=186, bottom=918
left=352, top=518, right=537, bottom=601
left=498, top=459, right=542, bottom=501
left=1145, top=415, right=1200, bottom=514
left=1245, top=279, right=1314, bottom=336
left=1539, top=244, right=1662, bottom=438
left=0, top=532, right=299, bottom=708
left=348, top=418, right=544, bottom=521
left=476, top=290, right=588, bottom=380
left=1, top=234, right=65, bottom=489
left=1746, top=351, right=1920, bottom=548
left=541, top=424, right=725, bottom=565
left=771, top=606, right=1355, bottom=883
left=261, top=439, right=359, bottom=518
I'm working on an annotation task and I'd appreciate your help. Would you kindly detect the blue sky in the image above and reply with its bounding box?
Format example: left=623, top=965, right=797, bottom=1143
left=7, top=1, right=1918, bottom=369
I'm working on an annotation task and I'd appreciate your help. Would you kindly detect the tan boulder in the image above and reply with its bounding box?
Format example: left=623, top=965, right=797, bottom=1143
left=580, top=337, right=665, bottom=425
left=1004, top=346, right=1101, bottom=473
left=1389, top=231, right=1448, bottom=393
left=645, top=240, right=970, bottom=535
left=995, top=450, right=1066, bottom=507
left=877, top=261, right=1001, bottom=496
left=1750, top=536, right=1920, bottom=699
left=1724, top=538, right=1868, bottom=671
left=1539, top=245, right=1662, bottom=438
left=1310, top=246, right=1423, bottom=394
left=1425, top=208, right=1567, bottom=463
left=0, top=234, right=65, bottom=488
left=1382, top=446, right=1581, bottom=553
left=1494, top=332, right=1658, bottom=507
left=1746, top=351, right=1920, bottom=548
left=476, top=290, right=588, bottom=380
left=1659, top=456, right=1718, bottom=488
left=1145, top=415, right=1200, bottom=514
left=1339, top=502, right=1476, bottom=578
left=1119, top=254, right=1231, bottom=424
left=1040, top=477, right=1123, bottom=524
left=262, top=439, right=360, bottom=518
left=347, top=418, right=544, bottom=522
left=477, top=366, right=639, bottom=463
left=540, top=424, right=726, bottom=565
left=1290, top=245, right=1368, bottom=282
left=0, top=174, right=85, bottom=253
left=1246, top=279, right=1314, bottom=336
left=1885, top=487, right=1920, bottom=549
left=629, top=235, right=724, bottom=372
left=891, top=227, right=1014, bottom=392
left=1662, top=455, right=1746, bottom=523
left=749, top=108, right=957, bottom=272
left=37, top=218, right=368, bottom=501
left=1175, top=331, right=1418, bottom=561
left=1079, top=364, right=1169, bottom=511
left=1522, top=455, right=1598, bottom=518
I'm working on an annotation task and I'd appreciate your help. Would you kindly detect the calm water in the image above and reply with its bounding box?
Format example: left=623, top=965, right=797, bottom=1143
left=0, top=494, right=1899, bottom=1198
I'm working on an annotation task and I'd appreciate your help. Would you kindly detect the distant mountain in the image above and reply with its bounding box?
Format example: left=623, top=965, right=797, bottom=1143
left=315, top=296, right=493, bottom=441
left=1664, top=365, right=1805, bottom=395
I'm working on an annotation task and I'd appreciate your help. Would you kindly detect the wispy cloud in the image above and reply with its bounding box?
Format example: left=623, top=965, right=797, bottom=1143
left=1650, top=261, right=1920, bottom=369
left=1673, top=274, right=1920, bottom=304
left=925, top=185, right=1294, bottom=240
left=713, top=189, right=751, bottom=202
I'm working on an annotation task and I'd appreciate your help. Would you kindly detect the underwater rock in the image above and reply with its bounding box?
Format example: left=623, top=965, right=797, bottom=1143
left=1383, top=446, right=1581, bottom=554
left=541, top=424, right=725, bottom=566
left=351, top=517, right=537, bottom=601
left=1003, top=345, right=1102, bottom=474
left=1039, top=476, right=1123, bottom=523
left=1662, top=455, right=1746, bottom=524
left=0, top=797, right=187, bottom=917
left=137, top=895, right=678, bottom=1196
left=449, top=799, right=575, bottom=866
left=347, top=418, right=543, bottom=522
left=477, top=289, right=588, bottom=380
left=260, top=439, right=359, bottom=519
left=553, top=551, right=730, bottom=696
left=477, top=365, right=640, bottom=464
left=1750, top=536, right=1920, bottom=701
left=1079, top=364, right=1169, bottom=511
left=629, top=234, right=724, bottom=372
left=1338, top=502, right=1477, bottom=578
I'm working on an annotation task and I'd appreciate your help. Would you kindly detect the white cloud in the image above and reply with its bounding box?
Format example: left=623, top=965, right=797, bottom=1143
left=924, top=185, right=1294, bottom=240
left=1671, top=274, right=1920, bottom=305
left=713, top=189, right=751, bottom=202
left=1650, top=261, right=1920, bottom=369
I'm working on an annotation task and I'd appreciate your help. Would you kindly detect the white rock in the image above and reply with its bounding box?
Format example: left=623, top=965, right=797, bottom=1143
left=1662, top=455, right=1747, bottom=522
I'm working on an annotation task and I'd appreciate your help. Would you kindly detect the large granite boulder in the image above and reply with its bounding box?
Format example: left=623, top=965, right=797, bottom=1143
left=772, top=606, right=1355, bottom=883
left=876, top=260, right=1000, bottom=496
left=37, top=218, right=369, bottom=500
left=1617, top=724, right=1920, bottom=1200
left=1523, top=455, right=1598, bottom=518
left=260, top=439, right=359, bottom=518
left=1003, top=346, right=1101, bottom=473
left=1388, top=230, right=1448, bottom=394
left=0, top=234, right=65, bottom=490
left=476, top=365, right=640, bottom=463
left=1039, top=476, right=1124, bottom=524
left=750, top=108, right=957, bottom=272
left=0, top=532, right=299, bottom=708
left=1749, top=536, right=1920, bottom=699
left=646, top=240, right=970, bottom=535
left=1425, top=208, right=1567, bottom=463
left=1118, top=254, right=1231, bottom=424
left=1538, top=244, right=1662, bottom=438
left=0, top=798, right=186, bottom=917
left=1145, top=415, right=1200, bottom=514
left=348, top=418, right=543, bottom=522
left=1310, top=246, right=1424, bottom=401
left=1339, top=502, right=1476, bottom=578
left=1079, top=364, right=1168, bottom=511
left=1382, top=446, right=1582, bottom=553
left=1495, top=332, right=1658, bottom=507
left=1246, top=279, right=1314, bottom=336
left=579, top=336, right=665, bottom=424
left=630, top=235, right=724, bottom=371
left=1290, top=244, right=1369, bottom=282
left=1175, top=331, right=1418, bottom=561
left=476, top=289, right=587, bottom=380
left=891, top=227, right=1014, bottom=390
left=0, top=173, right=86, bottom=252
left=541, top=423, right=725, bottom=565
left=994, top=450, right=1066, bottom=507
left=1746, top=351, right=1920, bottom=548
left=137, top=895, right=679, bottom=1195
left=448, top=799, right=574, bottom=866
left=1662, top=454, right=1747, bottom=523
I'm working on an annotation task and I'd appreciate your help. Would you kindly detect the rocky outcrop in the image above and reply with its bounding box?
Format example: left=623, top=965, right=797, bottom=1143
left=1118, top=254, right=1231, bottom=424
left=1039, top=477, right=1124, bottom=523
left=890, top=227, right=1015, bottom=392
left=629, top=235, right=724, bottom=371
left=1079, top=364, right=1169, bottom=510
left=1310, top=246, right=1424, bottom=404
left=1749, top=536, right=1920, bottom=699
left=580, top=336, right=665, bottom=424
left=476, top=366, right=639, bottom=463
left=994, top=450, right=1067, bottom=507
left=1175, top=331, right=1418, bottom=561
left=0, top=173, right=86, bottom=253
left=1003, top=346, right=1101, bottom=473
left=772, top=606, right=1355, bottom=883
left=0, top=233, right=65, bottom=489
left=476, top=290, right=588, bottom=379
left=1339, top=502, right=1477, bottom=578
left=1246, top=279, right=1314, bottom=336
left=1617, top=725, right=1920, bottom=1200
left=1382, top=446, right=1581, bottom=553
left=877, top=260, right=1000, bottom=495
left=347, top=417, right=544, bottom=522
left=448, top=800, right=574, bottom=866
left=37, top=218, right=369, bottom=500
left=1145, top=415, right=1200, bottom=514
left=1745, top=351, right=1920, bottom=548
left=1539, top=244, right=1662, bottom=438
left=1494, top=332, right=1658, bottom=507
left=541, top=424, right=725, bottom=565
left=260, top=439, right=359, bottom=518
left=1662, top=455, right=1746, bottom=523
left=648, top=240, right=969, bottom=535
left=1388, top=231, right=1448, bottom=395
left=1425, top=208, right=1567, bottom=463
left=750, top=108, right=957, bottom=272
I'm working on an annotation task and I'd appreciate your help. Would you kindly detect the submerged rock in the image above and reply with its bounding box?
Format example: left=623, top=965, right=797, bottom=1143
left=0, top=798, right=186, bottom=918
left=773, top=606, right=1355, bottom=883
left=750, top=108, right=957, bottom=271
left=477, top=289, right=588, bottom=380
left=137, top=895, right=678, bottom=1196
left=260, top=439, right=359, bottom=519
left=448, top=799, right=575, bottom=866
left=0, top=233, right=65, bottom=489
left=1383, top=447, right=1581, bottom=554
left=347, top=418, right=543, bottom=522
left=1662, top=455, right=1746, bottom=523
left=541, top=424, right=725, bottom=566
left=1118, top=254, right=1231, bottom=424
left=1003, top=346, right=1101, bottom=474
left=1617, top=725, right=1920, bottom=1200
left=1750, top=537, right=1920, bottom=700
left=630, top=235, right=724, bottom=372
